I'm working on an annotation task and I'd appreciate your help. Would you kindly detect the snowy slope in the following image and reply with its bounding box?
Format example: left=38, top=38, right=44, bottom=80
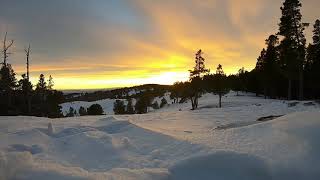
left=1, top=92, right=320, bottom=180
left=60, top=99, right=128, bottom=115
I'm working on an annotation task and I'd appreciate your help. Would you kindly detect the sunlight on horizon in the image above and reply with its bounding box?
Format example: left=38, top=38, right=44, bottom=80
left=29, top=71, right=190, bottom=90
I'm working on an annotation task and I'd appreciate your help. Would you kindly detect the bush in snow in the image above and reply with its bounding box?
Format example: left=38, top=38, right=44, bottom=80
left=79, top=106, right=87, bottom=116
left=113, top=100, right=126, bottom=115
left=87, top=104, right=104, bottom=115
left=160, top=98, right=168, bottom=108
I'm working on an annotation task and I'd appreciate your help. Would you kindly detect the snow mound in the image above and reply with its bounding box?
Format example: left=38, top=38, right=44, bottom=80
left=97, top=121, right=132, bottom=134
left=0, top=151, right=169, bottom=180
left=7, top=144, right=44, bottom=155
left=169, top=151, right=271, bottom=180
left=2, top=93, right=320, bottom=179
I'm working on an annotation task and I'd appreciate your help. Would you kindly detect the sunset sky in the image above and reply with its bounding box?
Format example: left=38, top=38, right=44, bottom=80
left=0, top=0, right=319, bottom=90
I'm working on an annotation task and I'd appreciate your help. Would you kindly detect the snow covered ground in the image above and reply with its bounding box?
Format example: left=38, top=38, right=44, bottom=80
left=60, top=92, right=173, bottom=115
left=1, top=92, right=320, bottom=179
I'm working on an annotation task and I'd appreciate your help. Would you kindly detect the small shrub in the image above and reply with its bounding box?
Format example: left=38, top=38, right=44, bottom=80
left=87, top=104, right=104, bottom=115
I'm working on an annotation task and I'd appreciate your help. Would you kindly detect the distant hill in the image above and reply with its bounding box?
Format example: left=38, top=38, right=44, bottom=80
left=63, top=84, right=172, bottom=102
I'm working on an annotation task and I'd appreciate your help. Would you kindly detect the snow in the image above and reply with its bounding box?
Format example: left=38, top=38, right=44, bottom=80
left=1, top=92, right=320, bottom=179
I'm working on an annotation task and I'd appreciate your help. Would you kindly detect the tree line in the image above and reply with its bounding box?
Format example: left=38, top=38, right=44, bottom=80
left=0, top=33, right=64, bottom=117
left=113, top=96, right=168, bottom=115
left=170, top=0, right=320, bottom=110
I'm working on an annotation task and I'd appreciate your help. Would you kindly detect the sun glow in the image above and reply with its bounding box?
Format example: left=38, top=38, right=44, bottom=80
left=28, top=71, right=189, bottom=90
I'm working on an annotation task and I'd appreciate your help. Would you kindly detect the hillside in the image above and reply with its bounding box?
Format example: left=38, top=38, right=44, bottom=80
left=1, top=92, right=320, bottom=180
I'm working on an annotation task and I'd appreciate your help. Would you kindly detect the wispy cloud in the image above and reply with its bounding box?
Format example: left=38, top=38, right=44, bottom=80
left=0, top=0, right=319, bottom=89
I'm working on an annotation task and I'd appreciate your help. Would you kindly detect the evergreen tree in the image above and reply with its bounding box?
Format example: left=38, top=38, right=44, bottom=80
left=47, top=75, right=54, bottom=90
left=188, top=49, right=209, bottom=110
left=36, top=74, right=47, bottom=91
left=160, top=98, right=168, bottom=108
left=306, top=19, right=320, bottom=98
left=113, top=100, right=126, bottom=115
left=46, top=90, right=63, bottom=118
left=261, top=35, right=280, bottom=98
left=135, top=95, right=151, bottom=114
left=235, top=68, right=246, bottom=95
left=278, top=0, right=307, bottom=100
left=126, top=98, right=135, bottom=114
left=79, top=106, right=87, bottom=116
left=18, top=74, right=32, bottom=94
left=0, top=64, right=17, bottom=91
left=189, top=49, right=210, bottom=78
left=171, top=82, right=186, bottom=103
left=18, top=74, right=33, bottom=114
left=254, top=49, right=267, bottom=96
left=34, top=74, right=47, bottom=116
left=255, top=49, right=267, bottom=71
left=152, top=101, right=160, bottom=109
left=204, top=65, right=229, bottom=108
left=0, top=64, right=17, bottom=115
left=87, top=104, right=104, bottom=115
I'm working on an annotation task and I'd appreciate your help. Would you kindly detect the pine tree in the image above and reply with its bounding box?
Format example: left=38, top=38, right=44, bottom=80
left=261, top=35, right=280, bottom=98
left=211, top=64, right=229, bottom=108
left=306, top=19, right=320, bottom=98
left=160, top=98, right=168, bottom=108
left=188, top=49, right=209, bottom=110
left=87, top=104, right=103, bottom=115
left=0, top=64, right=17, bottom=91
left=126, top=98, right=135, bottom=114
left=189, top=49, right=210, bottom=78
left=47, top=75, right=54, bottom=90
left=135, top=95, right=150, bottom=114
left=35, top=74, right=47, bottom=109
left=0, top=64, right=17, bottom=114
left=79, top=106, right=87, bottom=116
left=152, top=101, right=160, bottom=109
left=18, top=74, right=33, bottom=114
left=36, top=74, right=47, bottom=91
left=255, top=49, right=267, bottom=71
left=278, top=0, right=307, bottom=100
left=18, top=74, right=32, bottom=93
left=113, top=100, right=126, bottom=115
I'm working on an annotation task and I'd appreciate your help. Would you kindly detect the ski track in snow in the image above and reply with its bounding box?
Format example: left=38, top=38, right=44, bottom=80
left=1, top=92, right=320, bottom=179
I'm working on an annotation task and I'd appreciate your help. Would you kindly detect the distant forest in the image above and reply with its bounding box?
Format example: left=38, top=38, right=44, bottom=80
left=1, top=0, right=319, bottom=117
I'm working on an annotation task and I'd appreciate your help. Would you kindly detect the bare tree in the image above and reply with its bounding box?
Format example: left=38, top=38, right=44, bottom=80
left=24, top=44, right=32, bottom=114
left=2, top=32, right=14, bottom=66
left=25, top=44, right=31, bottom=81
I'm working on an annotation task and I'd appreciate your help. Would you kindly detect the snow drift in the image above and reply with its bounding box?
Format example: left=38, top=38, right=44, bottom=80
left=1, top=93, right=320, bottom=179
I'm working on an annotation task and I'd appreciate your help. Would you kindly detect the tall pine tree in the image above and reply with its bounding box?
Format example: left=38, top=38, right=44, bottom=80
left=189, top=49, right=209, bottom=110
left=278, top=0, right=307, bottom=100
left=262, top=35, right=280, bottom=98
left=306, top=19, right=320, bottom=98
